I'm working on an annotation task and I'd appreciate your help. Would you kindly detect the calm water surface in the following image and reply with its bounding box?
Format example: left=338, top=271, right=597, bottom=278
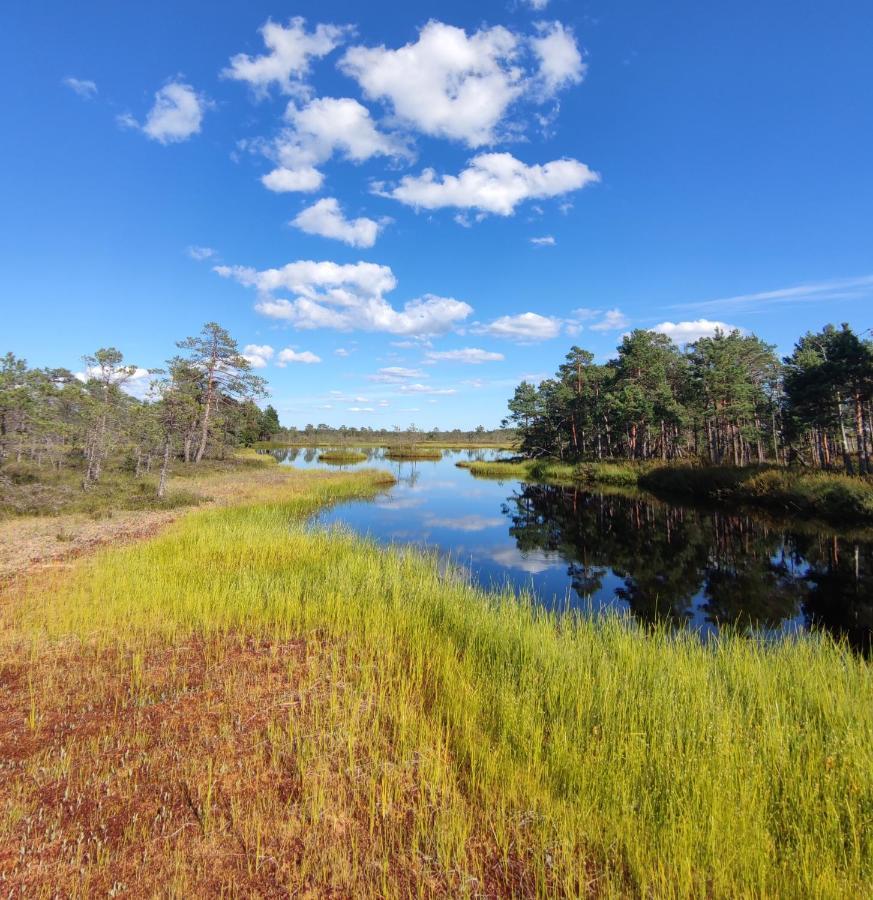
left=273, top=447, right=873, bottom=652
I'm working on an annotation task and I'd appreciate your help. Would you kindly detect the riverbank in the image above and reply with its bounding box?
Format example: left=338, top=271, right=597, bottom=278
left=460, top=459, right=873, bottom=524
left=2, top=465, right=870, bottom=896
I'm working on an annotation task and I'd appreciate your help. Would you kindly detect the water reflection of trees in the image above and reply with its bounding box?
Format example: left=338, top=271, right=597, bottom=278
left=502, top=485, right=872, bottom=652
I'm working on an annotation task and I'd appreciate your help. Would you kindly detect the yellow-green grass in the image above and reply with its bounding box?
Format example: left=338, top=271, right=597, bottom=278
left=317, top=449, right=369, bottom=464
left=384, top=447, right=443, bottom=461
left=3, top=468, right=871, bottom=896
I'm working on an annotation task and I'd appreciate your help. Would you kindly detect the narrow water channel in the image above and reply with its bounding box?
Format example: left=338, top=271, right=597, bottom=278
left=273, top=447, right=873, bottom=652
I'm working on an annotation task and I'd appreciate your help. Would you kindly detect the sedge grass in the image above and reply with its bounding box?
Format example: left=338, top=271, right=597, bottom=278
left=317, top=449, right=369, bottom=464
left=3, top=468, right=872, bottom=896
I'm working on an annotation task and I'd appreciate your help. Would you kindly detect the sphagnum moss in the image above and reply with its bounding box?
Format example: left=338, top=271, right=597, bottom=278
left=3, top=466, right=872, bottom=897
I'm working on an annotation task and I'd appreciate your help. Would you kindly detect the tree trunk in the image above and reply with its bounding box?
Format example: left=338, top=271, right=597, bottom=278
left=157, top=438, right=171, bottom=499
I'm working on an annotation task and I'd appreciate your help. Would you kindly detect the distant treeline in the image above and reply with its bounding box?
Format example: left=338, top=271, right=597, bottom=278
left=504, top=323, right=873, bottom=473
left=265, top=424, right=516, bottom=446
left=1, top=323, right=277, bottom=497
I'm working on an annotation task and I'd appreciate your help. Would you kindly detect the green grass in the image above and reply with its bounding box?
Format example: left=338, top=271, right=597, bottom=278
left=384, top=446, right=443, bottom=461
left=0, top=461, right=202, bottom=518
left=10, top=468, right=873, bottom=897
left=640, top=465, right=873, bottom=523
left=317, top=449, right=369, bottom=464
left=461, top=458, right=873, bottom=523
left=458, top=458, right=646, bottom=486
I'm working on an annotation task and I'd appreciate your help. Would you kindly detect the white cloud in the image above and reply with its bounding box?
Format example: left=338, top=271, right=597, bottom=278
left=368, top=366, right=425, bottom=383
left=476, top=312, right=564, bottom=342
left=398, top=384, right=457, bottom=395
left=187, top=245, right=216, bottom=261
left=261, top=96, right=408, bottom=193
left=277, top=348, right=321, bottom=365
left=223, top=17, right=350, bottom=97
left=242, top=344, right=275, bottom=368
left=530, top=235, right=556, bottom=246
left=341, top=21, right=523, bottom=147
left=525, top=0, right=551, bottom=9
left=348, top=406, right=375, bottom=412
left=588, top=308, right=630, bottom=331
left=75, top=366, right=151, bottom=400
left=425, top=348, right=504, bottom=364
left=215, top=260, right=472, bottom=337
left=334, top=347, right=351, bottom=357
left=123, top=82, right=209, bottom=144
left=63, top=77, right=97, bottom=99
left=380, top=152, right=598, bottom=216
left=652, top=319, right=743, bottom=344
left=292, top=197, right=383, bottom=248
left=670, top=274, right=873, bottom=312
left=531, top=22, right=585, bottom=96
left=340, top=19, right=584, bottom=147
left=262, top=166, right=323, bottom=193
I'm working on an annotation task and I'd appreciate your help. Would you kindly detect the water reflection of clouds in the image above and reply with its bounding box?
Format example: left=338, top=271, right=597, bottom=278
left=374, top=495, right=427, bottom=510
left=487, top=545, right=564, bottom=574
left=424, top=514, right=504, bottom=532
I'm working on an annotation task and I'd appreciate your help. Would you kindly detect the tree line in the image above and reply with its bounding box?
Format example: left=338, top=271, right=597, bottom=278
left=0, top=323, right=279, bottom=497
left=503, top=323, right=873, bottom=473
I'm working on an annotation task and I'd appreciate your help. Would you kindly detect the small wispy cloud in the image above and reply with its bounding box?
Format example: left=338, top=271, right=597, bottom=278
left=670, top=274, right=873, bottom=313
left=530, top=235, right=556, bottom=246
left=186, top=245, right=216, bottom=261
left=63, top=77, right=97, bottom=99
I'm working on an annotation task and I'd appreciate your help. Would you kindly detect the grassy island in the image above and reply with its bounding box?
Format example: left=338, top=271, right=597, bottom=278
left=384, top=446, right=443, bottom=461
left=317, top=449, right=369, bottom=464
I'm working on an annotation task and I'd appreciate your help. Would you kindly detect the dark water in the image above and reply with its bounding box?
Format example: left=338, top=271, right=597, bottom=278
left=273, top=447, right=873, bottom=652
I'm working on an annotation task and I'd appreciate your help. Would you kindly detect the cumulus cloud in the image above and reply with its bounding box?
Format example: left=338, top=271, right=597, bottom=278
left=223, top=17, right=350, bottom=97
left=76, top=366, right=151, bottom=400
left=367, top=367, right=425, bottom=383
left=334, top=347, right=351, bottom=357
left=475, top=312, right=564, bottom=342
left=187, top=245, right=216, bottom=261
left=531, top=22, right=585, bottom=96
left=340, top=19, right=584, bottom=147
left=277, top=348, right=321, bottom=365
left=262, top=166, right=323, bottom=192
left=588, top=308, right=630, bottom=331
left=215, top=260, right=472, bottom=337
left=652, top=319, right=743, bottom=344
left=380, top=152, right=598, bottom=216
left=121, top=81, right=209, bottom=144
left=63, top=77, right=97, bottom=99
left=530, top=235, right=556, bottom=246
left=424, top=348, right=504, bottom=364
left=242, top=344, right=274, bottom=368
left=341, top=21, right=523, bottom=147
left=260, top=96, right=408, bottom=193
left=292, top=197, right=383, bottom=247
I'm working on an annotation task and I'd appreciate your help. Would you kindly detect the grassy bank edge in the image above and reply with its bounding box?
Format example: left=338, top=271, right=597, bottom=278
left=458, top=458, right=873, bottom=524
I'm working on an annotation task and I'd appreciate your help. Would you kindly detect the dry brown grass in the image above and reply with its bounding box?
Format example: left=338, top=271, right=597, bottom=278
left=0, top=631, right=537, bottom=897
left=0, top=455, right=354, bottom=581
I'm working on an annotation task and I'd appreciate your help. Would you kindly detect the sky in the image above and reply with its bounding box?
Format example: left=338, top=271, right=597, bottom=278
left=2, top=0, right=872, bottom=429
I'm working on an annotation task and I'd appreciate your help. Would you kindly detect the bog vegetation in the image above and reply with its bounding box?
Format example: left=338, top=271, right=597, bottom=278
left=0, top=323, right=279, bottom=513
left=3, top=463, right=871, bottom=896
left=505, top=322, right=873, bottom=472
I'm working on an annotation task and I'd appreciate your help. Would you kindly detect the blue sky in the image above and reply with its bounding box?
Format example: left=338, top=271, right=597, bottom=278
left=3, top=0, right=872, bottom=429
